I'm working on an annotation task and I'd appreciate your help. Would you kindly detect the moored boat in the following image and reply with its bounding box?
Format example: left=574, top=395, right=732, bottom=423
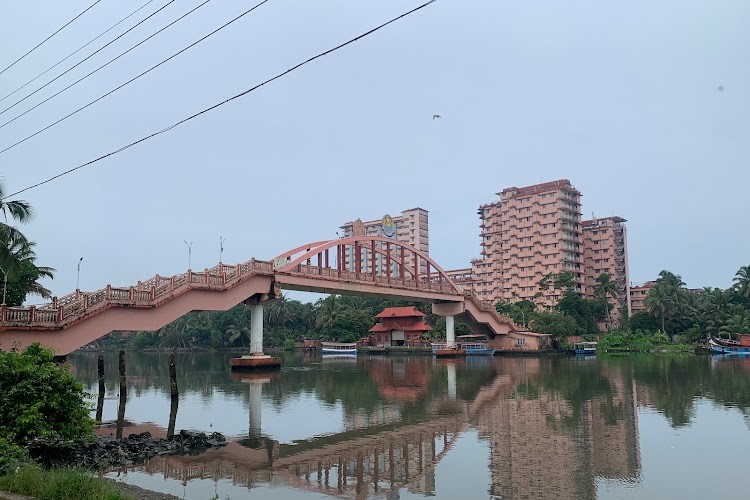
left=460, top=342, right=496, bottom=356
left=456, top=335, right=496, bottom=356
left=708, top=338, right=750, bottom=355
left=431, top=342, right=466, bottom=357
left=321, top=342, right=358, bottom=355
left=573, top=341, right=597, bottom=355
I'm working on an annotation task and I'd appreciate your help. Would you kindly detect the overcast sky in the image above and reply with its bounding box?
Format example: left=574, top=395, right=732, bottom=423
left=1, top=0, right=748, bottom=303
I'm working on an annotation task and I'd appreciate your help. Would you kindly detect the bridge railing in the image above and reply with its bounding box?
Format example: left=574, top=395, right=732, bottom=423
left=463, top=291, right=517, bottom=330
left=286, top=264, right=459, bottom=295
left=0, top=258, right=274, bottom=328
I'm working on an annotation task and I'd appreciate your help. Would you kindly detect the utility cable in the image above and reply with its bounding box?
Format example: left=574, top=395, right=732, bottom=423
left=0, top=0, right=158, bottom=105
left=3, top=0, right=437, bottom=201
left=0, top=0, right=264, bottom=153
left=0, top=0, right=104, bottom=78
left=0, top=0, right=177, bottom=118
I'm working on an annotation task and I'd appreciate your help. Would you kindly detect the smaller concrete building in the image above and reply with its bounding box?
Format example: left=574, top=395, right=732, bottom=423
left=368, top=307, right=432, bottom=347
left=629, top=281, right=655, bottom=313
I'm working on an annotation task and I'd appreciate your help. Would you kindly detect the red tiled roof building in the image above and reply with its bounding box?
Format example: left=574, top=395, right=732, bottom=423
left=368, top=307, right=432, bottom=347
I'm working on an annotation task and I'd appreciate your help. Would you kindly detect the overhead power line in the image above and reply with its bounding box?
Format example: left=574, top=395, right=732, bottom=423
left=0, top=0, right=158, bottom=105
left=0, top=0, right=104, bottom=78
left=0, top=0, right=177, bottom=118
left=3, top=0, right=438, bottom=201
left=0, top=0, right=265, bottom=153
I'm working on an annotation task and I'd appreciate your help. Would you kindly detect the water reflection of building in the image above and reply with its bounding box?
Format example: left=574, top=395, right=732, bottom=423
left=474, top=361, right=640, bottom=500
left=365, top=356, right=431, bottom=402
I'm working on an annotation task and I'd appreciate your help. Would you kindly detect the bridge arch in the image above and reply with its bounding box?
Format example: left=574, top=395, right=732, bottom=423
left=272, top=236, right=462, bottom=295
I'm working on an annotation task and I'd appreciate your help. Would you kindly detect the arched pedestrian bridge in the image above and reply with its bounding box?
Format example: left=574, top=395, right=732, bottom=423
left=0, top=236, right=516, bottom=355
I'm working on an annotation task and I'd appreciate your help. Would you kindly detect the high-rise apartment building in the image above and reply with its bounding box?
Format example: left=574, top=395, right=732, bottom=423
left=340, top=208, right=429, bottom=274
left=582, top=216, right=631, bottom=318
left=470, top=180, right=584, bottom=308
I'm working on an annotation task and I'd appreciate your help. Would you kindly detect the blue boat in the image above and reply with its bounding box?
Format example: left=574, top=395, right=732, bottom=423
left=457, top=335, right=496, bottom=356
left=573, top=342, right=597, bottom=355
left=460, top=342, right=496, bottom=356
left=708, top=338, right=750, bottom=355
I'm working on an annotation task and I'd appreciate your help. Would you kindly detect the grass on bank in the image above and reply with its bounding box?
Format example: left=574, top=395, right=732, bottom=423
left=0, top=465, right=130, bottom=500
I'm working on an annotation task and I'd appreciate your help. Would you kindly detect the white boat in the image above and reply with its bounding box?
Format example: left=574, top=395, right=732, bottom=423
left=321, top=342, right=358, bottom=355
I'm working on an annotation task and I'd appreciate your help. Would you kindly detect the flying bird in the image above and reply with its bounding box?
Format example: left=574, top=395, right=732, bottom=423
left=432, top=114, right=441, bottom=120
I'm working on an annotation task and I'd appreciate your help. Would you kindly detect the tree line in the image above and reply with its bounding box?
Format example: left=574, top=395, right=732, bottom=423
left=498, top=266, right=750, bottom=346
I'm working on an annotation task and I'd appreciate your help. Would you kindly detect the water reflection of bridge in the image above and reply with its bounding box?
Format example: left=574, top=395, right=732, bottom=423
left=102, top=356, right=641, bottom=499
left=119, top=418, right=462, bottom=497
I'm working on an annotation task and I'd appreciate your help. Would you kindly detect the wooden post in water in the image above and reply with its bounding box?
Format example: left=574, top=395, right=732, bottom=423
left=169, top=353, right=179, bottom=397
left=95, top=354, right=105, bottom=423
left=167, top=352, right=179, bottom=438
left=167, top=395, right=179, bottom=438
left=116, top=350, right=127, bottom=439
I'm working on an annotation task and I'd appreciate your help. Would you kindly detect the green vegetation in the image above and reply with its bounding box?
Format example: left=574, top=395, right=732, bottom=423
left=496, top=271, right=607, bottom=338
left=495, top=266, right=750, bottom=350
left=0, top=345, right=124, bottom=499
left=104, top=295, right=445, bottom=350
left=637, top=267, right=750, bottom=341
left=0, top=344, right=94, bottom=444
left=596, top=329, right=671, bottom=352
left=0, top=465, right=129, bottom=500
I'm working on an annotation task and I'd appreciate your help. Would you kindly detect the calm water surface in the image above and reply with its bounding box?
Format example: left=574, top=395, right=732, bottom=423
left=66, top=352, right=750, bottom=500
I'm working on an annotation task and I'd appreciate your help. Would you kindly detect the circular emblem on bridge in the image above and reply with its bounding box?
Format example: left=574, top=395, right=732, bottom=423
left=381, top=214, right=396, bottom=238
left=273, top=257, right=287, bottom=270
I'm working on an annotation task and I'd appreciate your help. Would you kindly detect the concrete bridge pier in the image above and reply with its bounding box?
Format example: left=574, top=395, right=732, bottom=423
left=445, top=315, right=455, bottom=347
left=432, top=302, right=463, bottom=347
left=230, top=292, right=281, bottom=371
left=249, top=303, right=264, bottom=356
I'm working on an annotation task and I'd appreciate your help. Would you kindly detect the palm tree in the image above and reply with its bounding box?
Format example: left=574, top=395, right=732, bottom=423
left=0, top=181, right=34, bottom=271
left=733, top=265, right=750, bottom=299
left=227, top=313, right=251, bottom=347
left=2, top=239, right=55, bottom=305
left=657, top=270, right=685, bottom=288
left=645, top=282, right=672, bottom=333
left=265, top=294, right=293, bottom=328
left=719, top=311, right=750, bottom=337
left=316, top=295, right=340, bottom=330
left=594, top=273, right=620, bottom=327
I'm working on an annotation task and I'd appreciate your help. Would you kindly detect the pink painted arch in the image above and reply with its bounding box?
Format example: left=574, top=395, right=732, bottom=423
left=273, top=236, right=463, bottom=295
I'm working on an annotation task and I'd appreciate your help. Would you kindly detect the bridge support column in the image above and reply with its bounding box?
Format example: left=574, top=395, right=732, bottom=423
left=446, top=315, right=455, bottom=347
left=250, top=303, right=264, bottom=355
left=230, top=293, right=281, bottom=371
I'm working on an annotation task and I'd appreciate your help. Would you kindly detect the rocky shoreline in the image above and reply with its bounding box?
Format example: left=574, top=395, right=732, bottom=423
left=25, top=430, right=227, bottom=470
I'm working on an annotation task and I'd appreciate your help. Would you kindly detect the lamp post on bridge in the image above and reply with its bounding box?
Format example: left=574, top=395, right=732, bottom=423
left=184, top=240, right=193, bottom=270
left=76, top=257, right=83, bottom=292
left=219, top=236, right=227, bottom=265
